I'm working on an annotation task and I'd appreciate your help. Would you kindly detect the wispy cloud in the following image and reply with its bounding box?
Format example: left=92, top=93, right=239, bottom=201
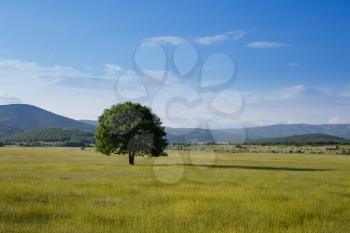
left=144, top=31, right=247, bottom=47
left=244, top=85, right=305, bottom=103
left=1, top=56, right=349, bottom=126
left=241, top=85, right=350, bottom=125
left=0, top=58, right=119, bottom=87
left=0, top=58, right=121, bottom=119
left=339, top=84, right=350, bottom=97
left=0, top=93, right=21, bottom=104
left=104, top=64, right=123, bottom=75
left=0, top=58, right=93, bottom=83
left=288, top=62, right=301, bottom=66
left=144, top=36, right=186, bottom=46
left=328, top=116, right=347, bottom=124
left=195, top=31, right=247, bottom=45
left=246, top=41, right=291, bottom=49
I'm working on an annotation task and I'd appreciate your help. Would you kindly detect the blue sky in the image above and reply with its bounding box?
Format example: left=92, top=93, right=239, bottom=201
left=0, top=0, right=349, bottom=127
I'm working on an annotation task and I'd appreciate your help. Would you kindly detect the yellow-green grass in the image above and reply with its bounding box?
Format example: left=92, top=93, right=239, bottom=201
left=0, top=148, right=349, bottom=233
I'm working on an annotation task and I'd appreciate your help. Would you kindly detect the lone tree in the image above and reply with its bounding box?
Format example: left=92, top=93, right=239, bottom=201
left=96, top=102, right=168, bottom=165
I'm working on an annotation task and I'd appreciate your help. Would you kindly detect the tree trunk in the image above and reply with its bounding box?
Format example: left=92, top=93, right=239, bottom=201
left=128, top=150, right=135, bottom=165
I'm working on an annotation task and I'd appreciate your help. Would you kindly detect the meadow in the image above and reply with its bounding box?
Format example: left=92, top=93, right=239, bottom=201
left=0, top=147, right=349, bottom=233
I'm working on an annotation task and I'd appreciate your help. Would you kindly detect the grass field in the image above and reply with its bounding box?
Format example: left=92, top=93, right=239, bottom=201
left=0, top=148, right=349, bottom=233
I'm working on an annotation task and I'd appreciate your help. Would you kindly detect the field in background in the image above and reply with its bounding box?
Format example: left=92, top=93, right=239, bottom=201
left=0, top=148, right=350, bottom=233
left=168, top=144, right=350, bottom=155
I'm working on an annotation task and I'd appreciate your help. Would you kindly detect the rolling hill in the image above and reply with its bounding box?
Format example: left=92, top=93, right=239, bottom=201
left=0, top=124, right=23, bottom=138
left=246, top=133, right=347, bottom=145
left=6, top=128, right=95, bottom=145
left=166, top=124, right=350, bottom=143
left=166, top=128, right=245, bottom=144
left=0, top=104, right=349, bottom=144
left=243, top=124, right=350, bottom=140
left=0, top=104, right=95, bottom=133
left=78, top=120, right=98, bottom=126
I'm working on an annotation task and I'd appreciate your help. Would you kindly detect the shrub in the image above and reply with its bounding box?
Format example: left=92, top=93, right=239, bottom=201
left=62, top=141, right=86, bottom=147
left=340, top=148, right=350, bottom=156
left=160, top=151, right=168, bottom=156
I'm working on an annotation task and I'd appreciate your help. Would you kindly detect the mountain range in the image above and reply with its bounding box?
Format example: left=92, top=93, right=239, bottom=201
left=166, top=124, right=350, bottom=143
left=0, top=104, right=95, bottom=133
left=0, top=104, right=349, bottom=144
left=247, top=133, right=347, bottom=145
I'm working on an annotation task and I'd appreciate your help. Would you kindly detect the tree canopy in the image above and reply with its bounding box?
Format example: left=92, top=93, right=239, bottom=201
left=95, top=102, right=168, bottom=164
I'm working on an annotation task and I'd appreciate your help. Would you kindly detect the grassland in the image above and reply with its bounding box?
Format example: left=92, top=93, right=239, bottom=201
left=168, top=144, right=350, bottom=155
left=0, top=147, right=349, bottom=233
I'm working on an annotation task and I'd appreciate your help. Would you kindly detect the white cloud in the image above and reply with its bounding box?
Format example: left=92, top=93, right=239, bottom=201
left=288, top=62, right=301, bottom=66
left=241, top=85, right=350, bottom=126
left=328, top=117, right=345, bottom=124
left=0, top=58, right=120, bottom=119
left=244, top=85, right=305, bottom=103
left=104, top=64, right=123, bottom=75
left=246, top=41, right=291, bottom=49
left=0, top=58, right=92, bottom=83
left=277, top=85, right=305, bottom=99
left=195, top=31, right=247, bottom=45
left=143, top=31, right=246, bottom=47
left=144, top=36, right=186, bottom=46
left=339, top=84, right=350, bottom=97
left=0, top=59, right=37, bottom=71
left=0, top=93, right=21, bottom=104
left=1, top=56, right=350, bottom=126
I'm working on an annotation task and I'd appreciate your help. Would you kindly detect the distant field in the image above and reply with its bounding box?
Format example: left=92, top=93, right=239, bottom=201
left=168, top=144, right=350, bottom=155
left=0, top=148, right=349, bottom=233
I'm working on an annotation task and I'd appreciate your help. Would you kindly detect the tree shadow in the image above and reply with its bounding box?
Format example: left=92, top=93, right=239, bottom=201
left=150, top=163, right=332, bottom=172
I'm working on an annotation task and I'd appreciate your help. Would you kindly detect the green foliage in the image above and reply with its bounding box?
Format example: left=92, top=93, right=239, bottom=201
left=246, top=134, right=346, bottom=146
left=96, top=102, right=168, bottom=157
left=5, top=128, right=95, bottom=147
left=167, top=143, right=350, bottom=155
left=0, top=124, right=23, bottom=138
left=340, top=148, right=350, bottom=155
left=0, top=141, right=4, bottom=147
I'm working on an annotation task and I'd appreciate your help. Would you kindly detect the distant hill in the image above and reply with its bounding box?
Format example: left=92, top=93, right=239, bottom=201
left=244, top=124, right=350, bottom=140
left=79, top=120, right=98, bottom=126
left=166, top=128, right=245, bottom=144
left=0, top=104, right=349, bottom=145
left=0, top=104, right=95, bottom=133
left=6, top=128, right=95, bottom=146
left=247, top=133, right=347, bottom=145
left=166, top=124, right=350, bottom=144
left=0, top=124, right=23, bottom=138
